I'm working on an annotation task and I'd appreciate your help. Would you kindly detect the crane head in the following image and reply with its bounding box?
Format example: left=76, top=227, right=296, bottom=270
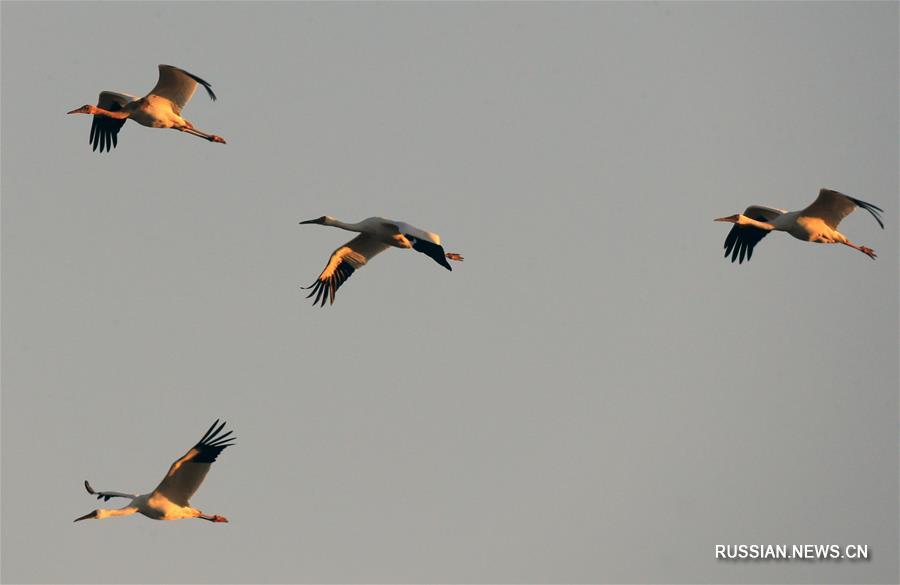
left=299, top=216, right=330, bottom=225
left=74, top=510, right=99, bottom=522
left=714, top=214, right=741, bottom=224
left=67, top=105, right=98, bottom=115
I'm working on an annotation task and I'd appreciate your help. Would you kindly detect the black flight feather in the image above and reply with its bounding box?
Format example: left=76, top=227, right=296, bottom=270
left=90, top=101, right=126, bottom=153
left=407, top=235, right=452, bottom=270
left=723, top=214, right=771, bottom=264
left=192, top=419, right=236, bottom=464
left=303, top=261, right=356, bottom=307
left=848, top=196, right=885, bottom=229
left=175, top=66, right=217, bottom=101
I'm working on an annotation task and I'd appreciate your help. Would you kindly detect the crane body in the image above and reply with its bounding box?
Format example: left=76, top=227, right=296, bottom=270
left=715, top=189, right=884, bottom=263
left=74, top=420, right=235, bottom=524
left=299, top=215, right=463, bottom=306
left=68, top=65, right=226, bottom=152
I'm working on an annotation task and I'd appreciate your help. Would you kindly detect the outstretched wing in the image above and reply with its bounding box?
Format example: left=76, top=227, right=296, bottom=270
left=723, top=205, right=784, bottom=264
left=152, top=420, right=235, bottom=507
left=303, top=234, right=390, bottom=306
left=146, top=65, right=217, bottom=111
left=90, top=91, right=135, bottom=153
left=800, top=188, right=884, bottom=230
left=83, top=480, right=134, bottom=501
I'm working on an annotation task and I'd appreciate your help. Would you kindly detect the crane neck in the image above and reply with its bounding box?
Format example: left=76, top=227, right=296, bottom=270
left=97, top=507, right=138, bottom=519
left=324, top=218, right=364, bottom=232
left=740, top=215, right=775, bottom=231
left=92, top=106, right=130, bottom=120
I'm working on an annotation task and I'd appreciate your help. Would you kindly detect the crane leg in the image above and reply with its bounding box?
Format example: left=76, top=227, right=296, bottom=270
left=198, top=513, right=229, bottom=522
left=177, top=126, right=227, bottom=144
left=841, top=241, right=877, bottom=260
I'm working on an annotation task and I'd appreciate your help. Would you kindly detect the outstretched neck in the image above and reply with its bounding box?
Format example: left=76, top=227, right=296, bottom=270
left=89, top=106, right=130, bottom=120
left=739, top=215, right=775, bottom=231
left=97, top=507, right=138, bottom=519
left=324, top=218, right=364, bottom=232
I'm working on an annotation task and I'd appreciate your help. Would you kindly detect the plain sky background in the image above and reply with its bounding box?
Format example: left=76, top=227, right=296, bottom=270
left=2, top=2, right=897, bottom=583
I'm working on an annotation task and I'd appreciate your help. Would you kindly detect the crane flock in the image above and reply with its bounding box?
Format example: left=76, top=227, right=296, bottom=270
left=64, top=64, right=888, bottom=528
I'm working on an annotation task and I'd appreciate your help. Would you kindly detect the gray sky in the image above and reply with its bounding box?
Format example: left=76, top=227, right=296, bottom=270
left=2, top=2, right=897, bottom=583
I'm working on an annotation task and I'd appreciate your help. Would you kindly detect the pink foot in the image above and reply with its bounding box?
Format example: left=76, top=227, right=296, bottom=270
left=212, top=515, right=228, bottom=523
left=445, top=252, right=464, bottom=262
left=209, top=135, right=227, bottom=144
left=860, top=246, right=877, bottom=260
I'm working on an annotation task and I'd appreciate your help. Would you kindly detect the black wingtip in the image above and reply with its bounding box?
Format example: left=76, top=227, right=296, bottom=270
left=721, top=218, right=771, bottom=265
left=202, top=83, right=218, bottom=102
left=408, top=235, right=454, bottom=270
left=303, top=263, right=356, bottom=307
left=189, top=72, right=217, bottom=101
left=198, top=419, right=221, bottom=444
left=848, top=196, right=885, bottom=229
left=192, top=420, right=236, bottom=463
left=163, top=64, right=218, bottom=101
left=206, top=420, right=227, bottom=444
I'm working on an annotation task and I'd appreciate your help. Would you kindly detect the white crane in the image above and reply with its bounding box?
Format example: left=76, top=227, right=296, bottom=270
left=67, top=64, right=226, bottom=152
left=715, top=188, right=884, bottom=263
left=74, top=420, right=235, bottom=523
left=299, top=216, right=464, bottom=306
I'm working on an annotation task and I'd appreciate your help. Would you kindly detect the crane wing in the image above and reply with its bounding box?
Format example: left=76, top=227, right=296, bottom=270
left=97, top=91, right=136, bottom=109
left=303, top=234, right=390, bottom=306
left=90, top=91, right=135, bottom=153
left=152, top=420, right=235, bottom=507
left=407, top=236, right=452, bottom=270
left=723, top=205, right=784, bottom=264
left=83, top=480, right=134, bottom=501
left=799, top=189, right=884, bottom=230
left=390, top=221, right=441, bottom=245
left=387, top=220, right=452, bottom=270
left=146, top=65, right=217, bottom=111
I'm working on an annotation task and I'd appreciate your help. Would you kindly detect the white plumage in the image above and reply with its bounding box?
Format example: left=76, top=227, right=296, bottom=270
left=715, top=188, right=884, bottom=263
left=67, top=64, right=226, bottom=152
left=74, top=420, right=235, bottom=523
left=299, top=216, right=464, bottom=306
